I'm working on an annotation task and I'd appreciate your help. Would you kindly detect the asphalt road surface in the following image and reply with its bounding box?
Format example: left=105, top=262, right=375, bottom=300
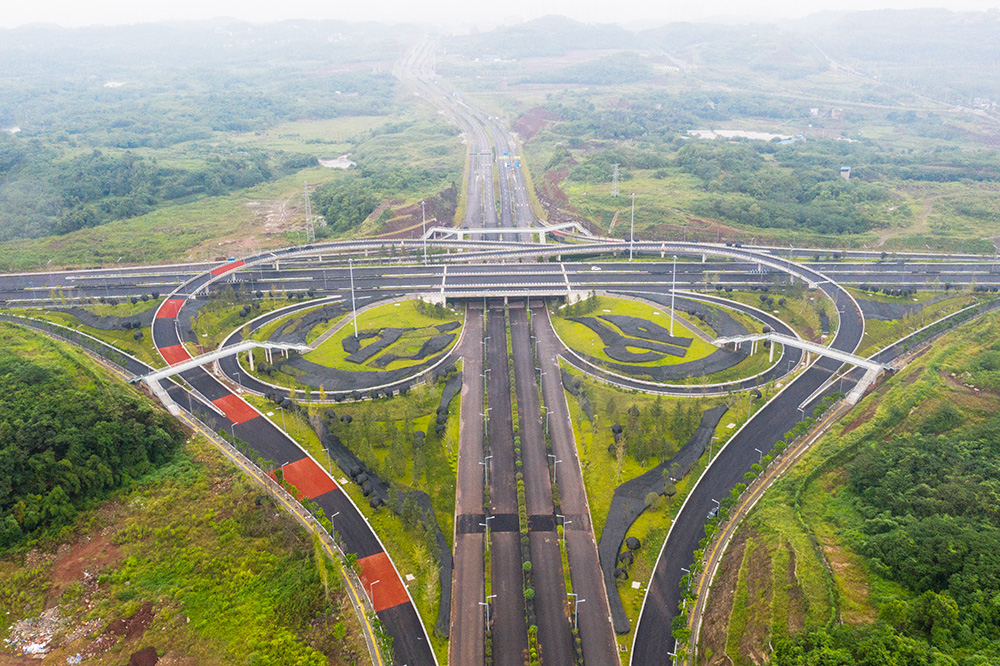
left=485, top=305, right=530, bottom=666
left=450, top=303, right=486, bottom=666
left=533, top=302, right=621, bottom=665
left=510, top=305, right=575, bottom=666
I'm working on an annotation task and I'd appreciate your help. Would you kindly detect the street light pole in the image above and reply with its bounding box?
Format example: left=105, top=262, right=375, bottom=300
left=480, top=515, right=494, bottom=550
left=349, top=258, right=358, bottom=338
left=629, top=192, right=636, bottom=261
left=480, top=454, right=492, bottom=485
left=548, top=453, right=561, bottom=485
left=670, top=255, right=677, bottom=337
left=420, top=200, right=428, bottom=266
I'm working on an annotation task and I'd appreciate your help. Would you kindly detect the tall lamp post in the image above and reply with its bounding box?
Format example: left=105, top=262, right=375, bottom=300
left=670, top=255, right=677, bottom=337
left=420, top=200, right=428, bottom=266
left=629, top=192, right=636, bottom=261
left=348, top=258, right=358, bottom=337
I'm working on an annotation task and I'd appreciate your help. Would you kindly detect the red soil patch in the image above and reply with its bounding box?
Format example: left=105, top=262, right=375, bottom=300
left=158, top=344, right=192, bottom=366
left=512, top=106, right=561, bottom=141
left=155, top=299, right=185, bottom=319
left=356, top=552, right=409, bottom=612
left=211, top=394, right=260, bottom=425
left=47, top=534, right=122, bottom=605
left=210, top=260, right=245, bottom=276
left=270, top=457, right=337, bottom=500
left=81, top=603, right=156, bottom=659
left=127, top=646, right=159, bottom=666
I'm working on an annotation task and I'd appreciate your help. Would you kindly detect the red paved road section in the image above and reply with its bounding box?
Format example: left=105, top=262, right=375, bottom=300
left=357, top=552, right=410, bottom=612
left=211, top=393, right=260, bottom=425
left=158, top=344, right=192, bottom=366
left=156, top=299, right=185, bottom=319
left=211, top=260, right=245, bottom=276
left=269, top=457, right=337, bottom=500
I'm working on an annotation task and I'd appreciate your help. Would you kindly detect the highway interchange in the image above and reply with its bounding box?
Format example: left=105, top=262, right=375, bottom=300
left=3, top=41, right=1000, bottom=666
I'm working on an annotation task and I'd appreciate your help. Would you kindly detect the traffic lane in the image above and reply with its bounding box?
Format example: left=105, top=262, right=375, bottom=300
left=491, top=532, right=530, bottom=666
left=450, top=533, right=485, bottom=666
left=509, top=307, right=553, bottom=516
left=532, top=307, right=618, bottom=664
left=450, top=304, right=486, bottom=665
left=376, top=603, right=436, bottom=666
left=529, top=530, right=575, bottom=666
left=534, top=305, right=619, bottom=664
left=486, top=306, right=518, bottom=515
left=454, top=303, right=486, bottom=515
left=511, top=307, right=575, bottom=665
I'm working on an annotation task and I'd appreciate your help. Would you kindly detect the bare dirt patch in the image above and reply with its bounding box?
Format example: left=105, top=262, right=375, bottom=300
left=512, top=106, right=561, bottom=141
left=82, top=603, right=156, bottom=659
left=699, top=528, right=749, bottom=665
left=47, top=534, right=121, bottom=606
left=785, top=542, right=805, bottom=634
left=739, top=539, right=774, bottom=665
left=820, top=538, right=876, bottom=625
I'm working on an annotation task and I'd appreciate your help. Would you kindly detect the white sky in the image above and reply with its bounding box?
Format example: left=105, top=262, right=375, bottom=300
left=2, top=0, right=999, bottom=30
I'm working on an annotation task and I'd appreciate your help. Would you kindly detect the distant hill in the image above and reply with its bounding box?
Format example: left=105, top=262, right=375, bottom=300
left=790, top=9, right=1000, bottom=103
left=520, top=52, right=654, bottom=85
left=446, top=15, right=634, bottom=59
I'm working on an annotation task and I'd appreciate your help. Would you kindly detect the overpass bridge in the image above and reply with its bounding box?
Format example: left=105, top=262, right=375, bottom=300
left=137, top=340, right=310, bottom=384
left=714, top=332, right=893, bottom=404
left=422, top=221, right=592, bottom=243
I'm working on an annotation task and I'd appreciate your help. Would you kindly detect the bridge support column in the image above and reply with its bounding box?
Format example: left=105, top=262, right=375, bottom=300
left=660, top=243, right=666, bottom=258
left=248, top=350, right=255, bottom=372
left=425, top=293, right=446, bottom=306
left=769, top=342, right=775, bottom=363
left=702, top=254, right=707, bottom=263
left=265, top=348, right=272, bottom=365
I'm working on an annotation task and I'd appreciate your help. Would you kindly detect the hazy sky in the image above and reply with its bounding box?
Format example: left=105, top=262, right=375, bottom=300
left=3, top=0, right=999, bottom=29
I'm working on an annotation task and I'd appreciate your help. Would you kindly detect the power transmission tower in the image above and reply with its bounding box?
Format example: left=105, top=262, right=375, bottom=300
left=611, top=163, right=620, bottom=197
left=303, top=180, right=315, bottom=244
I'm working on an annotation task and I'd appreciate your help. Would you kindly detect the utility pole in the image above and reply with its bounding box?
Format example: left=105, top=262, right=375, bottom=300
left=303, top=180, right=315, bottom=244
left=670, top=255, right=677, bottom=336
left=420, top=200, right=428, bottom=265
left=349, top=258, right=358, bottom=337
left=629, top=192, right=636, bottom=261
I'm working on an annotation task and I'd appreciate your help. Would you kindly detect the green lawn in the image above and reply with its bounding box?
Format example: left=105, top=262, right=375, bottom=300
left=303, top=299, right=463, bottom=372
left=551, top=295, right=716, bottom=368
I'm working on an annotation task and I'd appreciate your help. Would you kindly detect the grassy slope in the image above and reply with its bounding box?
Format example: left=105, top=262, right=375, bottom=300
left=0, top=325, right=365, bottom=665
left=10, top=307, right=164, bottom=368
left=697, top=309, right=1000, bottom=664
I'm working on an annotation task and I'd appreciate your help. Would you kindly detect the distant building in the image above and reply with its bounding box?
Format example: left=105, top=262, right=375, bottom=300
left=830, top=108, right=844, bottom=120
left=809, top=108, right=820, bottom=117
left=840, top=166, right=851, bottom=181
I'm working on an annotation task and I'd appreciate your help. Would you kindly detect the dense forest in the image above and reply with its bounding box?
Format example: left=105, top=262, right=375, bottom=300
left=772, top=395, right=1000, bottom=663
left=0, top=324, right=186, bottom=549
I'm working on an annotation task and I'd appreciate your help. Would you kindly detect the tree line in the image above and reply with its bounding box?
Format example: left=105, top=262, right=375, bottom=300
left=0, top=326, right=186, bottom=549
